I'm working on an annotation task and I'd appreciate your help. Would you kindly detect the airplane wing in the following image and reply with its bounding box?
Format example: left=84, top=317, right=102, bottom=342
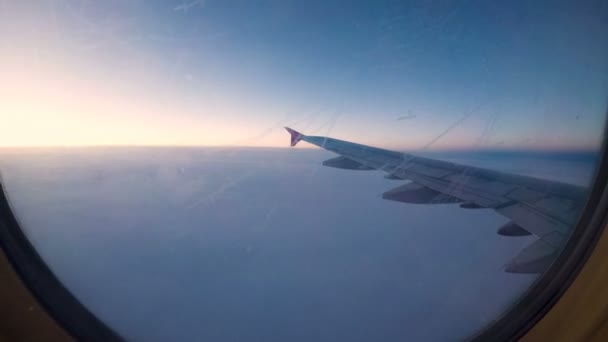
left=285, top=127, right=589, bottom=273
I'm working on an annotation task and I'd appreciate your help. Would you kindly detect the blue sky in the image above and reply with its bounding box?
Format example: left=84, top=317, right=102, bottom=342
left=1, top=0, right=607, bottom=149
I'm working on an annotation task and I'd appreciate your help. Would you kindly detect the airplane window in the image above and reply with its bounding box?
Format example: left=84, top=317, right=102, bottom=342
left=1, top=1, right=607, bottom=341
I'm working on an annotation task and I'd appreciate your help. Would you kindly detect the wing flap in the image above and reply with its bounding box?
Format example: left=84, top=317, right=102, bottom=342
left=322, top=156, right=375, bottom=170
left=403, top=174, right=506, bottom=208
left=402, top=163, right=456, bottom=178
left=382, top=182, right=462, bottom=204
left=496, top=202, right=571, bottom=243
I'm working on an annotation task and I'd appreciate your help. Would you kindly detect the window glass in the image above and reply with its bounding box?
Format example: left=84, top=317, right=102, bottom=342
left=0, top=1, right=607, bottom=341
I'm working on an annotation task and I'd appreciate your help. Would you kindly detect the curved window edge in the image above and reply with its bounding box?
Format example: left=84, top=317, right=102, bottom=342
left=0, top=180, right=123, bottom=342
left=473, top=116, right=608, bottom=341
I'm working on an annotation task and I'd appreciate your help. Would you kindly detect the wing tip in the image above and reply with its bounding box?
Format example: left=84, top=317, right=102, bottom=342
left=285, top=127, right=304, bottom=147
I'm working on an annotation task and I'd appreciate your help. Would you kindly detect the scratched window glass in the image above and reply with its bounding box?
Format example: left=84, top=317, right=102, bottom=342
left=1, top=1, right=607, bottom=341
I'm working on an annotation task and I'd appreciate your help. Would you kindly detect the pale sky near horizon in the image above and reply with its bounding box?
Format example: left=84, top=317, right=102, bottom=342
left=1, top=0, right=607, bottom=150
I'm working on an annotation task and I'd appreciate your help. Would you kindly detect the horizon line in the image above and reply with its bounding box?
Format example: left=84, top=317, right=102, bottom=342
left=0, top=144, right=600, bottom=155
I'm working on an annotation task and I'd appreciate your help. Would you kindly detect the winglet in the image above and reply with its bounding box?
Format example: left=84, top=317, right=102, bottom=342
left=285, top=127, right=304, bottom=147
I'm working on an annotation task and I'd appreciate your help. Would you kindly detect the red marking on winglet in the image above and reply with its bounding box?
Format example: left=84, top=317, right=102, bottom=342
left=285, top=127, right=303, bottom=147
